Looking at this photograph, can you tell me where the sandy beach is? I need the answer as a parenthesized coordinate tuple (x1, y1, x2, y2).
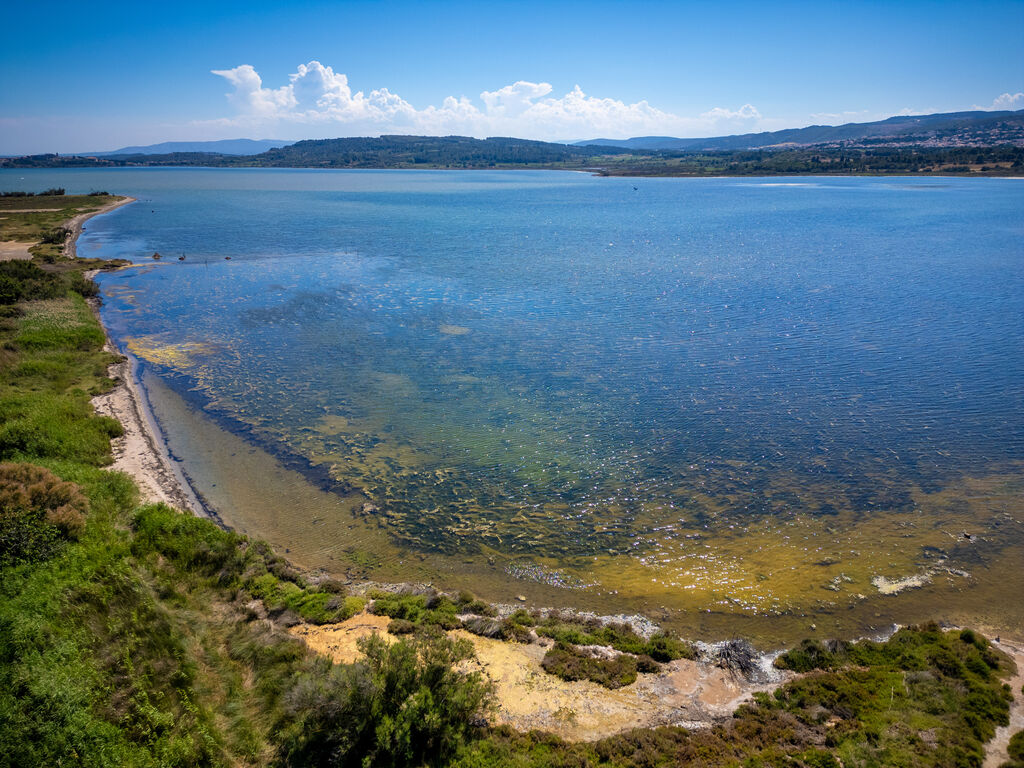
(65, 195, 136, 258)
(90, 350, 205, 515)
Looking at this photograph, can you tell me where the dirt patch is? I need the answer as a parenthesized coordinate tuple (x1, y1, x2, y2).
(0, 241, 34, 261)
(290, 612, 395, 664)
(292, 614, 786, 740)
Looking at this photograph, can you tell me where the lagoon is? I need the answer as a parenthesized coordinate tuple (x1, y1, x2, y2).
(4, 167, 1022, 643)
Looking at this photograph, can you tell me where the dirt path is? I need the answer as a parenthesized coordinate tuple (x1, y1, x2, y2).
(0, 241, 34, 260)
(985, 636, 1024, 768)
(291, 612, 786, 741)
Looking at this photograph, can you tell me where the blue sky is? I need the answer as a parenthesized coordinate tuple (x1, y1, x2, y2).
(1, 0, 1022, 153)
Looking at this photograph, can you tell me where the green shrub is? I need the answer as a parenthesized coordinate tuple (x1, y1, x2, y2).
(541, 643, 639, 689)
(278, 629, 494, 767)
(0, 462, 89, 566)
(132, 503, 243, 577)
(370, 590, 461, 630)
(1007, 729, 1024, 764)
(388, 618, 416, 634)
(245, 568, 364, 624)
(0, 261, 62, 304)
(534, 617, 694, 661)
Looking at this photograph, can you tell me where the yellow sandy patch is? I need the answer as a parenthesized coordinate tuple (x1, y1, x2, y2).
(0, 241, 34, 261)
(290, 612, 395, 664)
(291, 613, 783, 740)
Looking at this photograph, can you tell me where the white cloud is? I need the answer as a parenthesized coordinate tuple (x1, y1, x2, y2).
(210, 65, 295, 116)
(990, 92, 1024, 110)
(205, 61, 770, 140)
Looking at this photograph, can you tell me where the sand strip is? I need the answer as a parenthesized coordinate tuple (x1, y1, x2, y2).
(91, 351, 205, 515)
(66, 196, 135, 258)
(57, 194, 204, 516)
(984, 636, 1024, 767)
(0, 241, 34, 261)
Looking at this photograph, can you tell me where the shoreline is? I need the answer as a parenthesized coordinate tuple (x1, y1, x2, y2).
(72, 193, 1024, 748)
(89, 343, 206, 516)
(64, 195, 136, 258)
(69, 197, 204, 516)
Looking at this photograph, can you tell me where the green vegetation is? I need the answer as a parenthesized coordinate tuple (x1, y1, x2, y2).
(452, 623, 1015, 767)
(278, 630, 494, 767)
(370, 590, 463, 630)
(4, 130, 1023, 177)
(1004, 729, 1024, 767)
(541, 643, 639, 689)
(532, 614, 694, 662)
(0, 272, 494, 765)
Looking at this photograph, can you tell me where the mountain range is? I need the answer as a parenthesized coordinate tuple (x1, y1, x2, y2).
(576, 109, 1024, 151)
(87, 138, 291, 156)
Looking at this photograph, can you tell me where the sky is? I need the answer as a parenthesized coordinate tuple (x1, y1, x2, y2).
(1, 0, 1022, 154)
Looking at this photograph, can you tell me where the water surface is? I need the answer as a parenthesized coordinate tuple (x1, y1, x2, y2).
(5, 168, 1022, 643)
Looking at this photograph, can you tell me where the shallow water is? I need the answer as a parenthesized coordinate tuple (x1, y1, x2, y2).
(4, 168, 1022, 644)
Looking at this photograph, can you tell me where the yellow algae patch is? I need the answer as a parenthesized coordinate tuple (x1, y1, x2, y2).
(126, 336, 216, 369)
(289, 611, 395, 664)
(315, 415, 351, 435)
(439, 324, 471, 335)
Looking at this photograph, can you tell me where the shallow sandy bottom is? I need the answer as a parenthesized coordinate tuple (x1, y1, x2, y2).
(291, 612, 785, 741)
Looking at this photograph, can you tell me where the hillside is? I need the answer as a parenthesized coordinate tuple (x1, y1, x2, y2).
(249, 134, 629, 167)
(578, 109, 1024, 150)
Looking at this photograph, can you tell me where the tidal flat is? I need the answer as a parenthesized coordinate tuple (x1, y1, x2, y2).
(6, 166, 1021, 646)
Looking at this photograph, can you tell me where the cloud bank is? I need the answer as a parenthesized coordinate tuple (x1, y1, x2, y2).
(206, 61, 765, 140)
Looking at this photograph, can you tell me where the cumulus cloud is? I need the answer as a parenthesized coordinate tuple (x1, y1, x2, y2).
(990, 92, 1024, 110)
(206, 61, 768, 140)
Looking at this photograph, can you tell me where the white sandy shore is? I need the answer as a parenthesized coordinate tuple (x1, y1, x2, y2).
(65, 195, 136, 258)
(90, 350, 205, 515)
(65, 195, 204, 516)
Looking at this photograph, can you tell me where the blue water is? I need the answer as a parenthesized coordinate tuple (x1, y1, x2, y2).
(4, 169, 1023, 566)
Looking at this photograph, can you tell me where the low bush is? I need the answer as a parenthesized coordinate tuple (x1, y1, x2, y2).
(278, 629, 494, 767)
(370, 590, 461, 630)
(541, 643, 639, 689)
(535, 616, 695, 661)
(0, 462, 89, 565)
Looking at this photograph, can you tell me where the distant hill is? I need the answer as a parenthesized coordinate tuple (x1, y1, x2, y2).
(91, 138, 292, 156)
(250, 134, 631, 167)
(578, 109, 1024, 151)
(6, 126, 1021, 177)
